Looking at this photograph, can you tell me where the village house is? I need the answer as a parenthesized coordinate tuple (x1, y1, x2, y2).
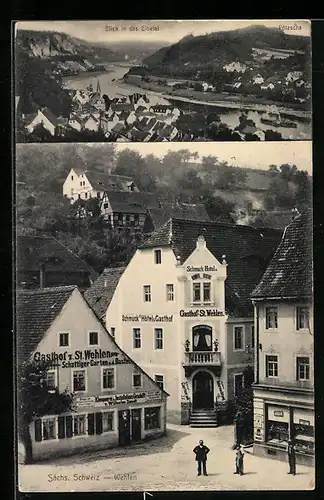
(25, 107, 60, 136)
(17, 286, 168, 462)
(251, 209, 314, 467)
(223, 62, 247, 73)
(83, 114, 100, 132)
(68, 115, 84, 132)
(252, 74, 264, 85)
(63, 169, 139, 202)
(286, 71, 303, 83)
(149, 104, 172, 115)
(100, 191, 160, 228)
(17, 235, 97, 290)
(86, 218, 282, 426)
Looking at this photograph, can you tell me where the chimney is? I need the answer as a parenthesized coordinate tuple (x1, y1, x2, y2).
(39, 263, 45, 289)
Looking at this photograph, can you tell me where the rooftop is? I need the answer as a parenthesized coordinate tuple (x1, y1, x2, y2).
(251, 209, 313, 300)
(84, 267, 126, 320)
(84, 172, 138, 192)
(103, 191, 159, 213)
(140, 218, 282, 316)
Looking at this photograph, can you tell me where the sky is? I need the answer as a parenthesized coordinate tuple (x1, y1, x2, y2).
(15, 20, 311, 45)
(92, 141, 312, 174)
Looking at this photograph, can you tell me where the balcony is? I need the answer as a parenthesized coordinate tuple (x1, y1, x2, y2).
(183, 351, 222, 376)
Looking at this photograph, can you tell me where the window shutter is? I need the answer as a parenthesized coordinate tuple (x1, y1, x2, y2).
(58, 416, 66, 439)
(95, 412, 103, 435)
(34, 419, 42, 442)
(88, 413, 95, 435)
(66, 415, 73, 438)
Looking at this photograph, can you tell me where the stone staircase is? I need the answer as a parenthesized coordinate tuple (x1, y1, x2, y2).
(189, 409, 218, 428)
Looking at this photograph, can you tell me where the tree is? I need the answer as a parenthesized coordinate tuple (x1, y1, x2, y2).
(233, 366, 254, 446)
(114, 149, 156, 192)
(204, 195, 235, 221)
(18, 360, 74, 463)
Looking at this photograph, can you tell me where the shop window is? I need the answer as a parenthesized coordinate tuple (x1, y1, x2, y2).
(133, 328, 141, 349)
(267, 421, 288, 443)
(59, 332, 69, 347)
(166, 284, 174, 301)
(102, 412, 114, 432)
(133, 372, 142, 387)
(154, 249, 162, 264)
(89, 331, 99, 346)
(154, 374, 164, 390)
(46, 370, 56, 389)
(265, 355, 278, 378)
(266, 307, 278, 329)
(73, 370, 86, 392)
(143, 285, 151, 302)
(293, 419, 314, 455)
(73, 414, 86, 436)
(144, 407, 161, 430)
(155, 328, 163, 350)
(233, 326, 244, 351)
(296, 307, 309, 330)
(296, 357, 310, 381)
(102, 368, 115, 389)
(42, 417, 56, 440)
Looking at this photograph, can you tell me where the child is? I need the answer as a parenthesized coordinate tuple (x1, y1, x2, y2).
(234, 445, 244, 475)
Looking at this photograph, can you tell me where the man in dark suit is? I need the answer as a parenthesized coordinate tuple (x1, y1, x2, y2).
(287, 440, 296, 475)
(193, 440, 210, 476)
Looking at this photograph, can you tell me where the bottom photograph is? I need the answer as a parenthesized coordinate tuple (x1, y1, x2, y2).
(16, 140, 314, 492)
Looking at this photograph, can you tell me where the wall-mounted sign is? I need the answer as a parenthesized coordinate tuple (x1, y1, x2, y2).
(33, 349, 132, 368)
(75, 390, 162, 408)
(273, 410, 284, 417)
(186, 265, 217, 272)
(299, 419, 310, 426)
(122, 314, 173, 323)
(180, 309, 225, 318)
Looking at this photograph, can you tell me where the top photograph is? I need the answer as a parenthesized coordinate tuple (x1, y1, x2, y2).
(14, 20, 311, 143)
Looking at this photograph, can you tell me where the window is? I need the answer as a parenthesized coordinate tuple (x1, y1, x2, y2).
(103, 203, 108, 209)
(133, 372, 142, 387)
(133, 328, 141, 349)
(296, 357, 310, 381)
(46, 370, 56, 389)
(266, 355, 279, 378)
(234, 373, 244, 397)
(85, 192, 88, 199)
(80, 181, 82, 186)
(42, 418, 56, 440)
(144, 407, 161, 430)
(233, 326, 244, 350)
(71, 175, 74, 180)
(154, 249, 162, 264)
(266, 307, 278, 329)
(78, 194, 81, 199)
(110, 327, 115, 338)
(97, 192, 101, 198)
(89, 331, 98, 346)
(192, 281, 211, 303)
(59, 332, 69, 347)
(296, 307, 309, 330)
(143, 285, 151, 302)
(155, 328, 163, 350)
(154, 375, 164, 390)
(102, 412, 114, 432)
(166, 284, 174, 301)
(73, 370, 86, 392)
(73, 414, 86, 436)
(102, 368, 115, 389)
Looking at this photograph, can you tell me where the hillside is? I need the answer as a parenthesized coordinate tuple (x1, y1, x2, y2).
(15, 29, 118, 65)
(143, 25, 310, 69)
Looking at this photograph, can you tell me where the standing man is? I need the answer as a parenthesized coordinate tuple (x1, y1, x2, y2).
(287, 439, 296, 475)
(193, 440, 210, 476)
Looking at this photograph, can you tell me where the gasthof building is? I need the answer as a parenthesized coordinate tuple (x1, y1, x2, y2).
(251, 209, 314, 466)
(86, 218, 282, 427)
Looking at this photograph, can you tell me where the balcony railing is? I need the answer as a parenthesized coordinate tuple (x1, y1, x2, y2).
(184, 351, 221, 365)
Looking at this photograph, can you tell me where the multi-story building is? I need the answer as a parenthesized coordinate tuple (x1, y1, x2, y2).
(17, 286, 168, 462)
(251, 209, 314, 466)
(85, 218, 282, 426)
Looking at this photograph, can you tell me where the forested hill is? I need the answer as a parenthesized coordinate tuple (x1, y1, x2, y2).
(143, 25, 310, 68)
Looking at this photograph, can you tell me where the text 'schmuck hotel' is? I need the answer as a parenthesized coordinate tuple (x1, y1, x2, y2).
(85, 218, 282, 427)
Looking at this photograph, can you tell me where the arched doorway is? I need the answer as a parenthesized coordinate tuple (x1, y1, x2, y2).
(192, 371, 214, 410)
(192, 325, 212, 351)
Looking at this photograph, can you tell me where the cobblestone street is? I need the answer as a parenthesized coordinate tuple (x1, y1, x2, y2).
(19, 424, 315, 492)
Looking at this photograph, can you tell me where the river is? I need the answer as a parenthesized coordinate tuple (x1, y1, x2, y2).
(63, 65, 311, 140)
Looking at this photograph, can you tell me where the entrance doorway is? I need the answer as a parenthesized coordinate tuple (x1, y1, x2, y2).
(118, 410, 131, 446)
(131, 408, 142, 442)
(192, 325, 212, 351)
(192, 371, 214, 410)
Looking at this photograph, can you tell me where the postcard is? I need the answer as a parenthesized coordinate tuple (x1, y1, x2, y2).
(14, 19, 311, 143)
(16, 138, 314, 492)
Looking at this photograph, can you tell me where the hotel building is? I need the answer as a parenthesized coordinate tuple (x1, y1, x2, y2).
(251, 209, 314, 466)
(17, 286, 168, 462)
(85, 218, 282, 426)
